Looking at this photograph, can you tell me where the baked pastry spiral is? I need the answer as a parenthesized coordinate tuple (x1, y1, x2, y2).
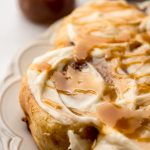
(19, 0, 150, 150)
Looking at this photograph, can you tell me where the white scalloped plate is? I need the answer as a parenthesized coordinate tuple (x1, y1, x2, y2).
(0, 21, 61, 150)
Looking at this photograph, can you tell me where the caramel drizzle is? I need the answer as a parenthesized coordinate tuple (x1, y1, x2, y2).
(30, 62, 51, 72)
(138, 83, 150, 94)
(70, 0, 145, 61)
(105, 39, 150, 89)
(89, 1, 135, 12)
(42, 98, 62, 110)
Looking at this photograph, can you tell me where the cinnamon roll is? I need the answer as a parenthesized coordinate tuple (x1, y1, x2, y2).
(19, 0, 150, 150)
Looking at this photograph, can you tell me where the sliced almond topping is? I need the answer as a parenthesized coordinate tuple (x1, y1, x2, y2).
(96, 102, 150, 136)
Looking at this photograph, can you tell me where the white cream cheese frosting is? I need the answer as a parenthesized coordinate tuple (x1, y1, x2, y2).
(27, 46, 105, 125)
(93, 130, 141, 150)
(68, 130, 92, 150)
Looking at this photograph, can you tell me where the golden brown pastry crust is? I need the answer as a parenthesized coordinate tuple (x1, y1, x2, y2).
(20, 77, 69, 150)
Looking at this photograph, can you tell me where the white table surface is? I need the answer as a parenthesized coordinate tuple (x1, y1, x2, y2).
(0, 0, 87, 81)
